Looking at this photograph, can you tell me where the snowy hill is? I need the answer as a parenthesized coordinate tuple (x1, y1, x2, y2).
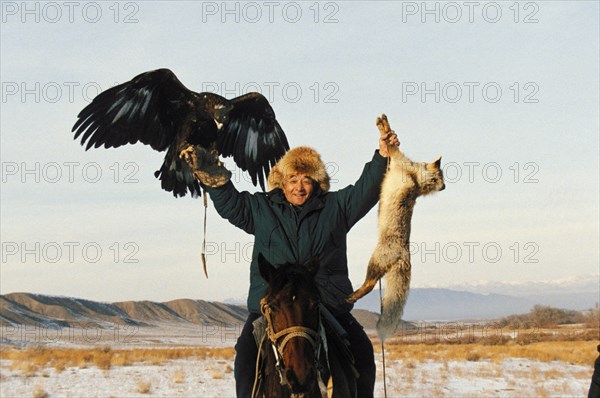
(0, 293, 248, 328)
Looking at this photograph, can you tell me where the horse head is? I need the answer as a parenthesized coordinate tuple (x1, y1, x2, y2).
(258, 253, 322, 397)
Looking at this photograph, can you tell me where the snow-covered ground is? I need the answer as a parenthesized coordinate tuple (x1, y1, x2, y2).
(0, 354, 592, 397)
(0, 325, 593, 397)
(377, 357, 590, 397)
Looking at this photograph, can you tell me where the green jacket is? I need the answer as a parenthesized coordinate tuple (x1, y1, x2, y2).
(206, 151, 388, 315)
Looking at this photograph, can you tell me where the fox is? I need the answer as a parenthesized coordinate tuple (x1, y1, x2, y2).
(347, 114, 445, 341)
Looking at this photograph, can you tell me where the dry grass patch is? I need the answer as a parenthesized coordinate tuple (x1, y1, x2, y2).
(32, 384, 49, 398)
(109, 353, 131, 367)
(172, 368, 186, 384)
(402, 364, 415, 384)
(210, 370, 224, 379)
(146, 357, 166, 366)
(136, 380, 152, 394)
(573, 369, 593, 379)
(466, 351, 480, 362)
(534, 384, 549, 398)
(384, 324, 598, 346)
(0, 346, 235, 375)
(10, 361, 38, 377)
(384, 340, 596, 365)
(53, 358, 67, 373)
(542, 367, 563, 379)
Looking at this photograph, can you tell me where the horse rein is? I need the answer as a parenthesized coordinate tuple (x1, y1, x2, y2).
(260, 298, 323, 387)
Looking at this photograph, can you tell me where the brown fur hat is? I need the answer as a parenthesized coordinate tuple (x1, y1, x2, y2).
(268, 146, 330, 192)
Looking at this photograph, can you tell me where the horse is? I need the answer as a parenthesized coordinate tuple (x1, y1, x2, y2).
(253, 254, 357, 398)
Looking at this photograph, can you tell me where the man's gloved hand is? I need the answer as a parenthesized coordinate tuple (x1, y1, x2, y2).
(179, 145, 231, 188)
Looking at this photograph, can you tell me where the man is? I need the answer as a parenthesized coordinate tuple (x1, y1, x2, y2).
(185, 122, 399, 397)
(589, 344, 600, 398)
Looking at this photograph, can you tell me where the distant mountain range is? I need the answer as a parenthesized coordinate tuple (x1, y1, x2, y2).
(0, 292, 381, 331)
(353, 288, 537, 321)
(354, 280, 598, 321)
(424, 274, 599, 311)
(1, 279, 596, 334)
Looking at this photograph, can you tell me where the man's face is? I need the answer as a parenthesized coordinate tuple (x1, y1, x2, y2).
(282, 173, 314, 206)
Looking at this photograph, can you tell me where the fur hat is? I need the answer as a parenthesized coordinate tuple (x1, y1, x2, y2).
(268, 146, 330, 192)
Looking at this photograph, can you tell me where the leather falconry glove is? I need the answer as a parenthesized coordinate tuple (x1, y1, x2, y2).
(179, 145, 232, 188)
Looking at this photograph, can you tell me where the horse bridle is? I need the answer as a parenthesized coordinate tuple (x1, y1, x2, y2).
(260, 297, 323, 388)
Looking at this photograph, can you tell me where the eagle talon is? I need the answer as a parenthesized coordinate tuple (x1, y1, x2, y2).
(179, 145, 201, 172)
(179, 145, 194, 161)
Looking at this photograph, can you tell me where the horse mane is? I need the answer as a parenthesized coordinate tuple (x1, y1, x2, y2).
(264, 263, 321, 301)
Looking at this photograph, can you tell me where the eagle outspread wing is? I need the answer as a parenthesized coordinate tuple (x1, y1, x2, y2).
(72, 69, 289, 197)
(217, 93, 289, 190)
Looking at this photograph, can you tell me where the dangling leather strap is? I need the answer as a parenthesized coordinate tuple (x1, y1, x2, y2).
(201, 189, 209, 278)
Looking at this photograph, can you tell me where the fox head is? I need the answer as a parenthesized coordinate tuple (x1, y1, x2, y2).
(416, 156, 445, 195)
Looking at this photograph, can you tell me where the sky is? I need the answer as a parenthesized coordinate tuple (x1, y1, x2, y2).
(1, 1, 598, 304)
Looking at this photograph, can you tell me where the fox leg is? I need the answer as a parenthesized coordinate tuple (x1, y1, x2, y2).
(376, 114, 392, 136)
(346, 257, 387, 303)
(376, 114, 399, 157)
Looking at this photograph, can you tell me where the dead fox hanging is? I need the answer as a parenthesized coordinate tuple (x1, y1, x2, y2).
(347, 114, 445, 341)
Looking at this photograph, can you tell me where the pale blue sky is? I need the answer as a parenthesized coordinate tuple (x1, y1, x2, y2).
(1, 1, 598, 302)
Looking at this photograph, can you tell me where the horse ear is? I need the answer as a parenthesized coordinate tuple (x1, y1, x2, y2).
(306, 256, 320, 276)
(258, 253, 275, 282)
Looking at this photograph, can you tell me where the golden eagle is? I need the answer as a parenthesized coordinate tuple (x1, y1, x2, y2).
(72, 69, 289, 197)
